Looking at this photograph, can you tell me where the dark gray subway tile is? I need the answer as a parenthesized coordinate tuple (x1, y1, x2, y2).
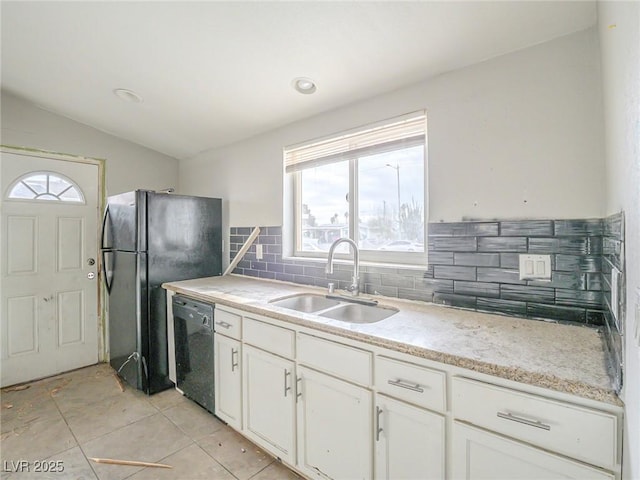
(477, 298, 527, 316)
(230, 227, 238, 235)
(236, 227, 252, 235)
(230, 235, 245, 244)
(454, 281, 500, 298)
(556, 290, 603, 308)
(258, 235, 279, 245)
(586, 273, 603, 291)
(478, 237, 527, 252)
(500, 220, 553, 237)
(529, 272, 585, 290)
(427, 251, 455, 265)
(244, 269, 261, 278)
(364, 284, 398, 297)
(266, 263, 285, 273)
(500, 253, 520, 269)
(314, 278, 331, 288)
(232, 267, 243, 275)
(554, 219, 603, 236)
(586, 310, 605, 326)
(259, 270, 276, 280)
(433, 293, 477, 309)
(603, 212, 624, 240)
(430, 237, 477, 252)
(588, 237, 603, 254)
(416, 278, 454, 294)
(250, 261, 267, 271)
(361, 272, 382, 286)
(429, 222, 499, 237)
(265, 226, 282, 235)
(477, 267, 526, 285)
(284, 264, 304, 275)
(603, 237, 622, 256)
(454, 253, 500, 267)
(265, 244, 282, 255)
(381, 274, 415, 289)
(500, 284, 555, 303)
(303, 265, 327, 278)
(237, 259, 251, 269)
(433, 265, 476, 281)
(555, 255, 601, 272)
(261, 253, 277, 263)
(526, 304, 586, 323)
(397, 288, 433, 302)
(293, 275, 316, 286)
(528, 237, 588, 254)
(275, 272, 295, 282)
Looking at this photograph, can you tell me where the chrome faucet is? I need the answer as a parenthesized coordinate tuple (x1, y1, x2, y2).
(325, 238, 360, 296)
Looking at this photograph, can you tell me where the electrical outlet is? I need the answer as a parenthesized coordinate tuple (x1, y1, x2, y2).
(256, 244, 263, 260)
(519, 254, 551, 280)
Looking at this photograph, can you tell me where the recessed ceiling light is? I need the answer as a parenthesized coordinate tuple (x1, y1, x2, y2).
(113, 88, 143, 103)
(292, 77, 317, 95)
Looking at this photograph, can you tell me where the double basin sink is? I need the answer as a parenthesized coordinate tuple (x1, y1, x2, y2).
(269, 293, 398, 324)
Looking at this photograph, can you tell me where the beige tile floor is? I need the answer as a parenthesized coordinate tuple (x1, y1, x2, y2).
(0, 364, 300, 480)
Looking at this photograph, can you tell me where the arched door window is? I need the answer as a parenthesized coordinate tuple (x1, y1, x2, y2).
(6, 171, 85, 203)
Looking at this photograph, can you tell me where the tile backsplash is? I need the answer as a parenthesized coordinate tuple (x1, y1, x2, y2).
(230, 215, 625, 391)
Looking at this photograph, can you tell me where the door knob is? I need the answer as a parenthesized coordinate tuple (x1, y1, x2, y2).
(87, 272, 95, 279)
(87, 258, 96, 266)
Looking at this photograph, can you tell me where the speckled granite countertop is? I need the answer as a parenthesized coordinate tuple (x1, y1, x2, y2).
(163, 275, 621, 406)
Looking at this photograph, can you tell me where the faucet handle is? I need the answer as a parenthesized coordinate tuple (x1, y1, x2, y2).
(327, 282, 335, 294)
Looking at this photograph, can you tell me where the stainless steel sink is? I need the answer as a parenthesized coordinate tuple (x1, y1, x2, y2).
(319, 303, 398, 324)
(269, 294, 341, 313)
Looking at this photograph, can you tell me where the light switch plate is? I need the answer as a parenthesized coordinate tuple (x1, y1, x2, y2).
(256, 244, 263, 260)
(519, 254, 551, 280)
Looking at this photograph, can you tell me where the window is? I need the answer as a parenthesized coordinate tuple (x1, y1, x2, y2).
(6, 171, 85, 203)
(285, 113, 427, 265)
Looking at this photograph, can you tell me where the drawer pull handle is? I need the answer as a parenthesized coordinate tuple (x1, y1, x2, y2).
(388, 379, 424, 393)
(215, 321, 232, 329)
(497, 412, 551, 431)
(296, 377, 302, 402)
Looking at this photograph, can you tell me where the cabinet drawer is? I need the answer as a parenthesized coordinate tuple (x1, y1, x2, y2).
(452, 377, 618, 470)
(375, 356, 446, 413)
(214, 307, 242, 339)
(297, 333, 372, 386)
(244, 316, 295, 358)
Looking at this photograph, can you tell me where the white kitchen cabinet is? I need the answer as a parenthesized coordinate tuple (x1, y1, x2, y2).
(214, 332, 242, 429)
(243, 344, 296, 464)
(296, 365, 372, 480)
(375, 394, 445, 480)
(452, 421, 614, 480)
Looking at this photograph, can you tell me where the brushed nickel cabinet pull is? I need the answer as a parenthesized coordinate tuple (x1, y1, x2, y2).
(497, 411, 551, 431)
(284, 370, 292, 397)
(296, 377, 302, 402)
(215, 321, 232, 329)
(231, 348, 239, 372)
(376, 406, 383, 441)
(387, 379, 425, 393)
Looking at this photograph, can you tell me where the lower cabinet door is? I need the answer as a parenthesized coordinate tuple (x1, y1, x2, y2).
(214, 333, 242, 430)
(452, 422, 614, 480)
(297, 366, 373, 480)
(243, 345, 296, 464)
(375, 394, 445, 480)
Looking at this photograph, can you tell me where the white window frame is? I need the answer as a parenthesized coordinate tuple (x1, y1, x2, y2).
(283, 112, 428, 266)
(6, 170, 86, 204)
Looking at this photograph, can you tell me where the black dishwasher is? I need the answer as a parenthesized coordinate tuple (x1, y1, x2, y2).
(173, 295, 215, 413)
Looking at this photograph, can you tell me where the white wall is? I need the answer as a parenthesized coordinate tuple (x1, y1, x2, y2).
(180, 28, 605, 227)
(1, 91, 179, 195)
(598, 2, 640, 479)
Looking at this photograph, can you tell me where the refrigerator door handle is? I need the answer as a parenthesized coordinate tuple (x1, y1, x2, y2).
(101, 249, 113, 293)
(100, 204, 111, 250)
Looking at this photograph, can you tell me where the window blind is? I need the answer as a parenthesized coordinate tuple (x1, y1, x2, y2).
(284, 113, 426, 173)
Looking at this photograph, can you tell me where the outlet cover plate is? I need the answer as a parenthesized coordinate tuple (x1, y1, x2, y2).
(519, 254, 551, 280)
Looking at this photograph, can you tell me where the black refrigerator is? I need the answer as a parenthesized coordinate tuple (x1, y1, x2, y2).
(101, 190, 222, 394)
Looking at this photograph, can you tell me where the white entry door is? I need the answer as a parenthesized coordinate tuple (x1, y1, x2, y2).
(1, 150, 100, 387)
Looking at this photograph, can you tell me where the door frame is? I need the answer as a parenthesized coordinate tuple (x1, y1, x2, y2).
(1, 144, 107, 363)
